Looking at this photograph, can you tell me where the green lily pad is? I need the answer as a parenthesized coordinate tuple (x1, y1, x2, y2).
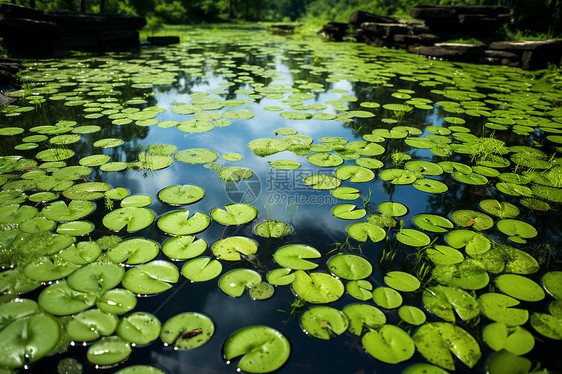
(0, 313, 60, 369)
(87, 336, 131, 366)
(157, 210, 210, 236)
(65, 309, 119, 342)
(175, 148, 218, 164)
(342, 303, 385, 335)
(217, 166, 253, 181)
(398, 305, 426, 325)
(121, 195, 153, 208)
(249, 282, 275, 300)
(413, 214, 453, 233)
(412, 178, 449, 193)
(117, 312, 161, 345)
(331, 204, 366, 220)
(404, 160, 443, 176)
(210, 203, 258, 225)
(479, 293, 529, 326)
(496, 219, 537, 243)
(158, 185, 205, 205)
(291, 270, 344, 304)
(346, 280, 374, 301)
(63, 182, 111, 200)
(384, 271, 420, 292)
(396, 229, 431, 247)
(450, 210, 494, 231)
(413, 322, 481, 370)
(495, 274, 545, 302)
(212, 236, 258, 261)
(542, 271, 562, 299)
(56, 220, 94, 236)
(331, 187, 360, 200)
(162, 235, 207, 260)
(219, 268, 262, 297)
(445, 230, 491, 256)
(334, 165, 375, 183)
(307, 153, 343, 167)
(223, 325, 290, 373)
(327, 254, 372, 280)
(247, 138, 288, 157)
(67, 262, 125, 292)
(300, 306, 349, 340)
(103, 207, 155, 232)
(268, 160, 301, 169)
(346, 222, 386, 242)
(483, 322, 534, 355)
(38, 280, 96, 315)
(181, 257, 222, 282)
(122, 260, 179, 295)
(96, 288, 137, 314)
(107, 238, 160, 265)
(529, 312, 562, 340)
(362, 325, 415, 364)
(372, 287, 402, 309)
(254, 220, 292, 238)
(486, 349, 532, 374)
(379, 169, 417, 184)
(426, 245, 464, 265)
(401, 363, 448, 374)
(93, 138, 124, 148)
(79, 154, 111, 167)
(160, 312, 215, 350)
(303, 174, 341, 190)
(0, 205, 38, 224)
(378, 201, 408, 217)
(274, 244, 320, 270)
(423, 285, 480, 322)
(266, 268, 295, 286)
(105, 188, 129, 200)
(22, 254, 78, 282)
(432, 259, 489, 289)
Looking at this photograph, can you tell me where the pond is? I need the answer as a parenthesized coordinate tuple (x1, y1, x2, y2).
(0, 25, 561, 374)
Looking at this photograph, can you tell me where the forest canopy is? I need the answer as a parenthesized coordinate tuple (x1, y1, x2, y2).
(3, 0, 561, 37)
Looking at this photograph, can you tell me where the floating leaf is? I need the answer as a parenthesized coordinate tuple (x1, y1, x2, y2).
(122, 260, 179, 295)
(157, 210, 210, 236)
(529, 312, 562, 340)
(398, 306, 426, 325)
(174, 148, 218, 164)
(117, 312, 161, 345)
(331, 204, 366, 220)
(495, 274, 545, 302)
(210, 203, 258, 225)
(268, 160, 301, 169)
(274, 244, 320, 270)
(96, 288, 137, 314)
(334, 165, 375, 182)
(160, 312, 214, 350)
(162, 235, 207, 260)
(38, 280, 96, 315)
(303, 174, 341, 190)
(450, 210, 494, 231)
(413, 322, 481, 370)
(482, 322, 534, 355)
(327, 254, 372, 280)
(254, 220, 292, 238)
(362, 325, 415, 364)
(223, 325, 290, 373)
(66, 309, 119, 342)
(346, 280, 374, 301)
(103, 207, 155, 232)
(396, 229, 430, 247)
(346, 222, 386, 242)
(300, 306, 348, 340)
(496, 219, 537, 243)
(307, 153, 343, 167)
(266, 268, 295, 286)
(67, 262, 125, 292)
(292, 270, 344, 304)
(423, 285, 480, 322)
(486, 349, 532, 374)
(212, 236, 258, 261)
(219, 268, 262, 297)
(413, 214, 453, 233)
(372, 287, 402, 309)
(181, 257, 222, 282)
(87, 336, 131, 366)
(542, 271, 562, 299)
(479, 293, 529, 326)
(107, 238, 160, 265)
(384, 271, 420, 292)
(158, 185, 205, 205)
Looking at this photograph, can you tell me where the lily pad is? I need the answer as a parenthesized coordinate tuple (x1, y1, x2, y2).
(398, 306, 426, 325)
(107, 238, 160, 265)
(157, 210, 210, 236)
(122, 260, 179, 295)
(426, 245, 464, 265)
(334, 165, 375, 183)
(413, 322, 481, 370)
(346, 280, 374, 301)
(307, 153, 343, 167)
(175, 148, 218, 164)
(303, 174, 341, 190)
(529, 312, 562, 340)
(274, 244, 320, 270)
(38, 280, 96, 315)
(486, 349, 532, 374)
(331, 204, 366, 220)
(268, 160, 301, 169)
(300, 306, 349, 340)
(162, 235, 207, 260)
(212, 236, 258, 261)
(0, 313, 61, 369)
(327, 254, 372, 280)
(63, 182, 111, 200)
(253, 220, 292, 238)
(542, 271, 562, 299)
(217, 166, 253, 181)
(331, 186, 360, 200)
(346, 222, 386, 242)
(423, 285, 480, 322)
(56, 220, 94, 236)
(482, 322, 534, 355)
(413, 214, 453, 233)
(291, 270, 344, 304)
(210, 203, 258, 225)
(479, 293, 529, 326)
(266, 268, 295, 286)
(96, 288, 137, 314)
(219, 268, 262, 297)
(67, 262, 125, 292)
(496, 219, 537, 243)
(362, 325, 415, 364)
(372, 287, 403, 309)
(158, 185, 205, 205)
(223, 325, 290, 373)
(384, 271, 420, 292)
(65, 309, 119, 342)
(495, 274, 545, 302)
(450, 210, 494, 231)
(87, 336, 131, 366)
(160, 312, 215, 350)
(103, 207, 155, 232)
(378, 201, 408, 217)
(396, 229, 431, 247)
(117, 312, 161, 345)
(181, 257, 222, 282)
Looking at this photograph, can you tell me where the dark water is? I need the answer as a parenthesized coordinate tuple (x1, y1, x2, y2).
(1, 26, 561, 374)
